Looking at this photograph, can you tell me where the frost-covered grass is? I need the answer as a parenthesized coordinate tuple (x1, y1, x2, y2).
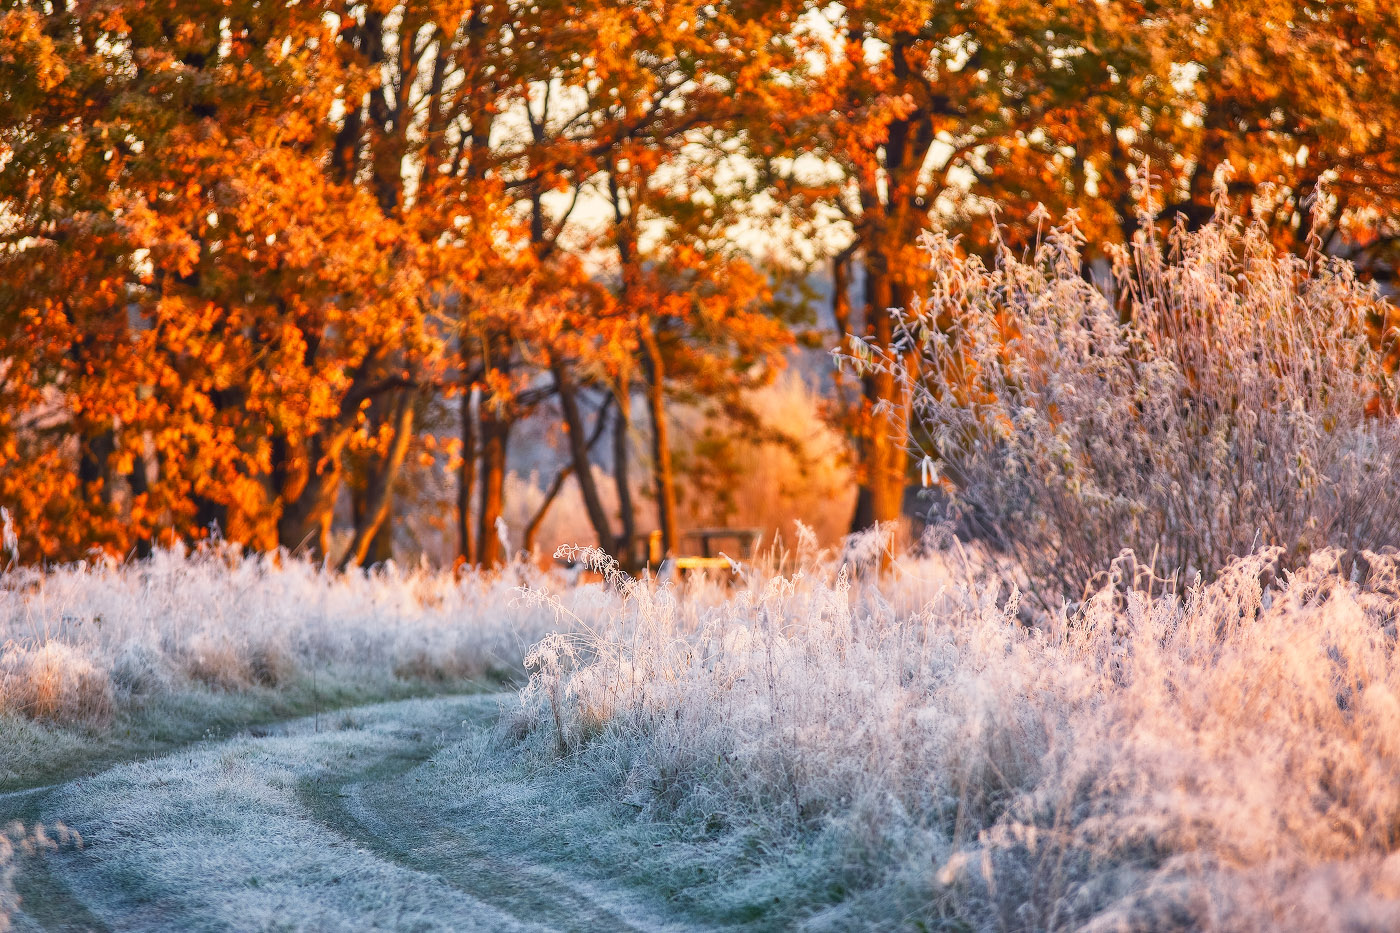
(0, 819, 82, 933)
(5, 536, 1400, 930)
(0, 543, 582, 789)
(30, 697, 521, 932)
(508, 543, 1400, 931)
(20, 694, 721, 932)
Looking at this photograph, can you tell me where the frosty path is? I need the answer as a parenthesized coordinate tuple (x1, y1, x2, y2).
(4, 695, 704, 932)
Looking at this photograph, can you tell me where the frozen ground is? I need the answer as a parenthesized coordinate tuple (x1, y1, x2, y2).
(2, 694, 717, 932)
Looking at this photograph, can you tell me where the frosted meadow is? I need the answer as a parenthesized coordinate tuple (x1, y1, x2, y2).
(6, 537, 1400, 930)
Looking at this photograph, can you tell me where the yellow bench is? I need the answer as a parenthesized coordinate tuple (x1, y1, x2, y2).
(670, 555, 736, 574)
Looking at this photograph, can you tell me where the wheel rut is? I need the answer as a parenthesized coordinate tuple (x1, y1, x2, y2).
(7, 694, 706, 932)
(295, 698, 676, 933)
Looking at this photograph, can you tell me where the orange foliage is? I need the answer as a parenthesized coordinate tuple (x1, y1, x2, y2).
(1, 0, 1397, 564)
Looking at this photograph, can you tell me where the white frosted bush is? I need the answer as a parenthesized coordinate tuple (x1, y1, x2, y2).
(517, 546, 1400, 930)
(0, 543, 577, 724)
(849, 194, 1400, 600)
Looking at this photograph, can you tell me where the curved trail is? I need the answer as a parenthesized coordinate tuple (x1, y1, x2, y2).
(3, 695, 708, 932)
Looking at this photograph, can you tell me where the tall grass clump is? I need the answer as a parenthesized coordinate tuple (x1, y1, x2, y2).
(850, 190, 1400, 599)
(515, 544, 1400, 931)
(0, 540, 574, 737)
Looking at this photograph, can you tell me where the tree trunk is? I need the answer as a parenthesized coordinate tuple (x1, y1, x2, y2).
(274, 431, 346, 559)
(842, 71, 932, 539)
(190, 388, 236, 539)
(613, 383, 637, 567)
(849, 240, 910, 534)
(455, 5, 494, 566)
(639, 319, 679, 557)
(366, 502, 394, 565)
(339, 391, 415, 569)
(522, 394, 612, 556)
(276, 479, 338, 558)
(78, 428, 117, 522)
(475, 403, 510, 568)
(552, 362, 616, 554)
(128, 450, 154, 559)
(522, 468, 569, 557)
(457, 384, 477, 565)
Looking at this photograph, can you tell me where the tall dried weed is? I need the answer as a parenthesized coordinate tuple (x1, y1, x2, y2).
(850, 190, 1400, 601)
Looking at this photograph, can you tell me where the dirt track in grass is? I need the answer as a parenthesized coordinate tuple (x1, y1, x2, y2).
(3, 695, 707, 933)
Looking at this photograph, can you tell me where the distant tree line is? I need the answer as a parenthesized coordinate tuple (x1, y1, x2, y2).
(1, 0, 1396, 566)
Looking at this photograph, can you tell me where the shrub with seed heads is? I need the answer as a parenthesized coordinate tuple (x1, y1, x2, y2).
(850, 191, 1400, 602)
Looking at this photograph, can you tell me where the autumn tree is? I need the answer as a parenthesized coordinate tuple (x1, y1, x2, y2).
(0, 1, 443, 562)
(752, 0, 1189, 535)
(6, 0, 1397, 568)
(1094, 0, 1400, 272)
(446, 0, 799, 565)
